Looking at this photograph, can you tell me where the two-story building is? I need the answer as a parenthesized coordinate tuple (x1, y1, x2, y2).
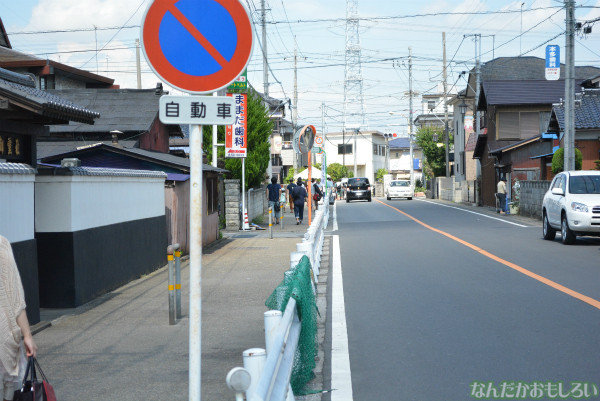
(321, 130, 387, 182)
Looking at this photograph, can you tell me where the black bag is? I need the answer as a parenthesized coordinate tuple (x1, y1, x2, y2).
(13, 357, 57, 401)
(274, 202, 280, 212)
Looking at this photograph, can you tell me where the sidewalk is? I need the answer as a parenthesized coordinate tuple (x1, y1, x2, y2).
(31, 203, 331, 401)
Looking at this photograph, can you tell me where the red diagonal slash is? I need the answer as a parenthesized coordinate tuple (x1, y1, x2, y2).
(167, 3, 228, 67)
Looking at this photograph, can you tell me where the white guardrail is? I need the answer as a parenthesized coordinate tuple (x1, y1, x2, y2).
(226, 196, 330, 401)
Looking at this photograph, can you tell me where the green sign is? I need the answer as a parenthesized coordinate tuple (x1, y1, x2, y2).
(227, 69, 247, 92)
(311, 146, 323, 154)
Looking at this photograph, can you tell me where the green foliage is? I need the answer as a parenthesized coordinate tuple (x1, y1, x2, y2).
(327, 163, 351, 181)
(595, 160, 600, 170)
(285, 167, 296, 184)
(414, 186, 426, 193)
(415, 126, 453, 177)
(375, 168, 388, 182)
(551, 147, 583, 174)
(202, 90, 272, 189)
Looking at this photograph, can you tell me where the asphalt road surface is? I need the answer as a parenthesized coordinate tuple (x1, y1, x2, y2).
(328, 198, 600, 401)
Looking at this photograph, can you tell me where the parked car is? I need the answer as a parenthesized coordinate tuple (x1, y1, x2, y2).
(542, 170, 600, 245)
(346, 177, 371, 202)
(386, 179, 413, 200)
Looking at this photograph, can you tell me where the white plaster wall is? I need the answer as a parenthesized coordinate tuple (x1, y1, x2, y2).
(35, 175, 165, 233)
(0, 174, 35, 242)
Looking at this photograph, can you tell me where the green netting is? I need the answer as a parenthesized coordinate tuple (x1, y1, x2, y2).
(265, 255, 318, 395)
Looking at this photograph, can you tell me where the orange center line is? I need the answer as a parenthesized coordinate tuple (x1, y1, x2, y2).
(376, 199, 600, 311)
(167, 4, 228, 67)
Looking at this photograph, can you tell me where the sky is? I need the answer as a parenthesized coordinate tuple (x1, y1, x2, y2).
(2, 0, 600, 136)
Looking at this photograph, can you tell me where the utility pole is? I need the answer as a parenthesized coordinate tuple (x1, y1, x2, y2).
(443, 32, 450, 178)
(293, 43, 299, 169)
(565, 0, 576, 171)
(135, 39, 142, 89)
(261, 0, 268, 97)
(353, 128, 358, 177)
(408, 47, 414, 187)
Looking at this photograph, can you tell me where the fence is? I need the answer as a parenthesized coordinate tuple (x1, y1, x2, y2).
(226, 197, 330, 401)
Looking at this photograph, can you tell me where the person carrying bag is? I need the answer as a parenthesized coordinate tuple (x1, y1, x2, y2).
(13, 357, 56, 401)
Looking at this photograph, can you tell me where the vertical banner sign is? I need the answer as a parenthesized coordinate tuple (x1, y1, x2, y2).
(225, 93, 247, 158)
(545, 45, 560, 80)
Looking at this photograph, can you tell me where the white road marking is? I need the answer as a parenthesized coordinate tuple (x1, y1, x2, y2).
(333, 201, 338, 232)
(416, 199, 530, 228)
(331, 235, 353, 400)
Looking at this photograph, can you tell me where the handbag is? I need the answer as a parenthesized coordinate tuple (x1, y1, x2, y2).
(13, 357, 57, 401)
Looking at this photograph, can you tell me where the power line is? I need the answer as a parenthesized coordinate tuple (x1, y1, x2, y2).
(267, 6, 564, 25)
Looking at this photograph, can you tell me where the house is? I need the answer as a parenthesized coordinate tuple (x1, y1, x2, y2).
(0, 67, 101, 322)
(39, 143, 228, 252)
(0, 18, 116, 91)
(462, 57, 600, 207)
(388, 137, 423, 184)
(548, 88, 600, 171)
(321, 130, 387, 182)
(413, 82, 456, 131)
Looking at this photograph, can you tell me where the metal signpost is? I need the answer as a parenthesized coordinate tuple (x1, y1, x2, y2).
(141, 1, 253, 400)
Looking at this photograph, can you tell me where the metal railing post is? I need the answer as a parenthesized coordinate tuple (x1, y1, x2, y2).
(173, 243, 182, 319)
(243, 348, 266, 399)
(167, 244, 176, 325)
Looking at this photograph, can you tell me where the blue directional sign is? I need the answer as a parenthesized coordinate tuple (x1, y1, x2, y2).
(545, 45, 560, 80)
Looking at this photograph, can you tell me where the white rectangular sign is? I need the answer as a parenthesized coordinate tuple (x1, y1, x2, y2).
(225, 93, 247, 158)
(159, 95, 236, 125)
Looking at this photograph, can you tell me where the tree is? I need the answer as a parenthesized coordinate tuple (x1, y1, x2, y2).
(551, 147, 582, 174)
(327, 163, 351, 181)
(414, 126, 453, 178)
(203, 90, 272, 189)
(375, 168, 388, 182)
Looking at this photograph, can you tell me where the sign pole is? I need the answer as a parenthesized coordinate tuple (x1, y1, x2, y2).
(242, 158, 246, 230)
(189, 124, 203, 401)
(308, 151, 312, 225)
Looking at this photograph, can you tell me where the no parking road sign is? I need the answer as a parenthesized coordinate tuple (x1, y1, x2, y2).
(141, 0, 254, 94)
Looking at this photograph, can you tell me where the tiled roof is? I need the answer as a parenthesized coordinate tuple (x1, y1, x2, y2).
(0, 162, 36, 174)
(47, 88, 180, 135)
(38, 165, 167, 178)
(553, 88, 600, 130)
(0, 67, 100, 124)
(389, 137, 419, 149)
(481, 80, 580, 106)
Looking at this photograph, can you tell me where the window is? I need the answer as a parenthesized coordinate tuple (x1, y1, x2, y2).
(373, 144, 378, 155)
(498, 111, 546, 140)
(338, 144, 352, 155)
(40, 75, 55, 90)
(428, 100, 436, 111)
(207, 177, 218, 214)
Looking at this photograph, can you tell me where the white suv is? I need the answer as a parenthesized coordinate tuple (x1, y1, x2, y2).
(542, 171, 600, 244)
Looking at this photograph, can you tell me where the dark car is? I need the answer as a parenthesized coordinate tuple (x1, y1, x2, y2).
(346, 177, 371, 202)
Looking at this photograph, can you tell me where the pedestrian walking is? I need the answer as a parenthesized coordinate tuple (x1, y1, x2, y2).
(1, 235, 37, 401)
(311, 178, 322, 211)
(497, 176, 507, 215)
(266, 177, 282, 224)
(286, 179, 297, 214)
(279, 185, 287, 213)
(293, 178, 308, 225)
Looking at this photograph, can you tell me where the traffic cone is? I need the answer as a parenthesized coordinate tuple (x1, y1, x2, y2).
(243, 209, 250, 230)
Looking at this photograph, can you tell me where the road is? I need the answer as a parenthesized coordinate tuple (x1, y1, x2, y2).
(327, 197, 600, 401)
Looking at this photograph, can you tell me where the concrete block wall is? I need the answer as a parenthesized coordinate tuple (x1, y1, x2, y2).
(224, 179, 240, 230)
(246, 187, 267, 222)
(519, 180, 550, 220)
